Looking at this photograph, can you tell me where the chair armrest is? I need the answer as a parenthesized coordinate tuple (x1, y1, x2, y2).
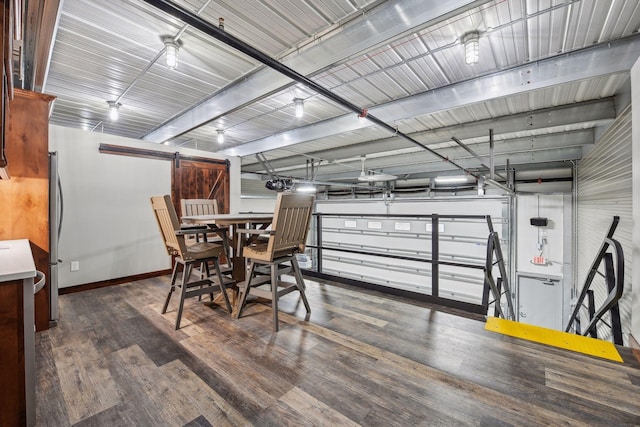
(180, 223, 207, 230)
(179, 224, 229, 232)
(207, 226, 230, 233)
(176, 227, 209, 236)
(236, 228, 275, 235)
(235, 228, 274, 253)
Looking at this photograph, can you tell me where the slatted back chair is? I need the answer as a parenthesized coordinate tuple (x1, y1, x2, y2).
(180, 198, 231, 264)
(151, 195, 233, 329)
(234, 192, 315, 331)
(181, 198, 218, 243)
(181, 198, 219, 216)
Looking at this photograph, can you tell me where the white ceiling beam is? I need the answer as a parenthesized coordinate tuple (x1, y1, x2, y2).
(142, 0, 491, 143)
(319, 147, 583, 181)
(283, 129, 593, 180)
(241, 98, 615, 171)
(224, 36, 640, 157)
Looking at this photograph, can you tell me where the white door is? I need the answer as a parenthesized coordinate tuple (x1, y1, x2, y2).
(518, 275, 562, 330)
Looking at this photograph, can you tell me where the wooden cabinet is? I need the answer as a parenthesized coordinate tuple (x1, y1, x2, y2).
(0, 279, 27, 426)
(0, 239, 37, 427)
(0, 89, 55, 331)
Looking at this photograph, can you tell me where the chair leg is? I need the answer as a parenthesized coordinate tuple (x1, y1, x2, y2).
(291, 256, 311, 314)
(202, 261, 215, 301)
(198, 261, 209, 301)
(213, 258, 232, 312)
(235, 260, 256, 319)
(162, 259, 180, 314)
(175, 263, 192, 330)
(271, 263, 279, 332)
(221, 233, 232, 268)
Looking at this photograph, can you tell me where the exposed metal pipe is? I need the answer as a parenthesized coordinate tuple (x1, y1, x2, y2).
(451, 135, 505, 180)
(115, 50, 164, 104)
(489, 128, 495, 180)
(90, 121, 104, 133)
(13, 0, 23, 41)
(140, 0, 479, 179)
(255, 153, 277, 181)
(311, 159, 322, 181)
(507, 159, 515, 190)
(292, 178, 374, 189)
(485, 178, 513, 194)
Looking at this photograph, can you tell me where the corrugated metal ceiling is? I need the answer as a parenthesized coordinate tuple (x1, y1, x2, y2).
(23, 0, 640, 187)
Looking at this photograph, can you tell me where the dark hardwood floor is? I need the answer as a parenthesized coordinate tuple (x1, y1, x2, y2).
(35, 275, 640, 426)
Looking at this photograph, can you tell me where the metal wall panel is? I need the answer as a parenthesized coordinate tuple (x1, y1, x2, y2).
(576, 106, 632, 343)
(241, 177, 273, 197)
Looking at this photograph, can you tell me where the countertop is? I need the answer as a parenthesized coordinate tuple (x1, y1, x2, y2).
(0, 239, 36, 282)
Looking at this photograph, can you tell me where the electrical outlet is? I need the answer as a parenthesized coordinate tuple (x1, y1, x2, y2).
(71, 261, 80, 271)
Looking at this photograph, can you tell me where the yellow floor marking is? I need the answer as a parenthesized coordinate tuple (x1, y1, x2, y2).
(485, 317, 623, 363)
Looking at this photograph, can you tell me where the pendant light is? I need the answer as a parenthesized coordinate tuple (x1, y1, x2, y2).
(161, 36, 182, 70)
(107, 101, 121, 121)
(462, 31, 480, 65)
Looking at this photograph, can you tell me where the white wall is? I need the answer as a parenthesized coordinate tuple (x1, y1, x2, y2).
(515, 194, 571, 329)
(49, 125, 240, 288)
(576, 106, 632, 343)
(516, 195, 565, 277)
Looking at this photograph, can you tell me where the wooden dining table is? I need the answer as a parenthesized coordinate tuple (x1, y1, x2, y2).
(181, 213, 274, 283)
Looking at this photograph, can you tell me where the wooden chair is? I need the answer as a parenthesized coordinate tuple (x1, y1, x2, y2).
(180, 198, 219, 243)
(181, 198, 219, 216)
(151, 195, 233, 329)
(181, 198, 231, 267)
(234, 192, 314, 331)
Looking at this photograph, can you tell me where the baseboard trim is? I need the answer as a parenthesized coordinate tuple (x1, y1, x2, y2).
(59, 269, 172, 295)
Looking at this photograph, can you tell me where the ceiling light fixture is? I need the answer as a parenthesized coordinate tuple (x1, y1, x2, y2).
(296, 184, 316, 193)
(462, 31, 480, 65)
(217, 129, 224, 144)
(434, 175, 473, 184)
(161, 35, 182, 70)
(293, 98, 304, 118)
(107, 101, 121, 121)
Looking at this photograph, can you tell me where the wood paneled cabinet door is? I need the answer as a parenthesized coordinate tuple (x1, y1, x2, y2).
(0, 281, 26, 427)
(0, 89, 56, 332)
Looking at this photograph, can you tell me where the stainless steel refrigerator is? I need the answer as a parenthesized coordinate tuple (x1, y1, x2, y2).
(49, 151, 63, 326)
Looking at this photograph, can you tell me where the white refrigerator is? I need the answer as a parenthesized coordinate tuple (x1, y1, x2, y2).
(48, 151, 63, 325)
